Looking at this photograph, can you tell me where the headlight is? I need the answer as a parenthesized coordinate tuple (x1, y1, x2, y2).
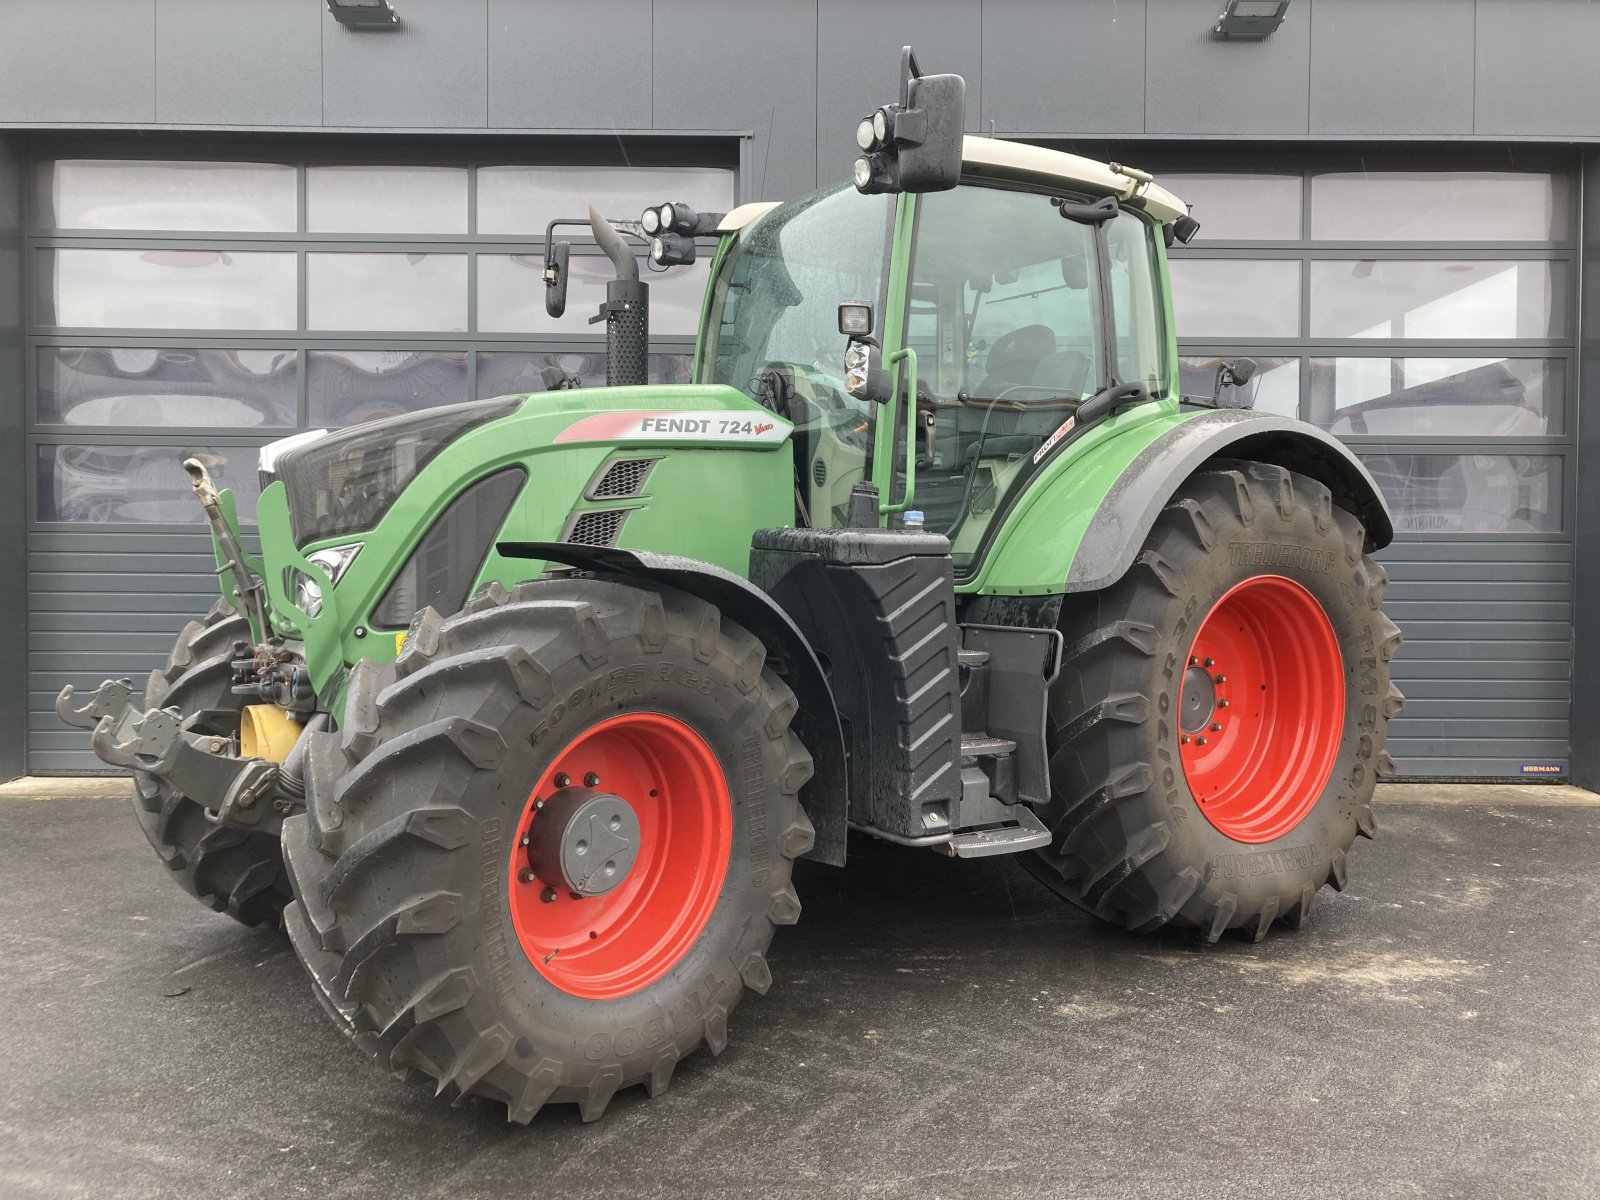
(856, 117, 876, 151)
(640, 206, 661, 234)
(295, 542, 362, 618)
(853, 157, 875, 190)
(872, 107, 889, 144)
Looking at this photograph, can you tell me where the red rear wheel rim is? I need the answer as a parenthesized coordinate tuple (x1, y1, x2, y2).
(507, 712, 732, 1000)
(1179, 575, 1344, 844)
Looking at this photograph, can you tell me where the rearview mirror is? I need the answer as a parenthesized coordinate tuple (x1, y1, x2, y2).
(543, 240, 570, 319)
(852, 47, 966, 195)
(1212, 357, 1260, 406)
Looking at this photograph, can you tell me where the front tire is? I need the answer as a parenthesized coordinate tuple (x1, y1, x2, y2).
(281, 578, 815, 1122)
(1030, 461, 1403, 942)
(133, 598, 291, 927)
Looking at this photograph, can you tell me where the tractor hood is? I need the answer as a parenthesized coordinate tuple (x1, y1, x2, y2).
(243, 383, 796, 698)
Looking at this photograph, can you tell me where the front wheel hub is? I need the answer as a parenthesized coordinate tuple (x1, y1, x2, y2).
(526, 786, 641, 897)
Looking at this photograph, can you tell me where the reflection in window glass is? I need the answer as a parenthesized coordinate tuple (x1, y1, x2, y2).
(307, 166, 468, 234)
(1311, 172, 1566, 242)
(1359, 452, 1561, 533)
(307, 350, 468, 428)
(1309, 260, 1565, 340)
(37, 443, 264, 523)
(38, 249, 297, 330)
(37, 348, 297, 427)
(1310, 357, 1565, 437)
(1107, 212, 1166, 394)
(1158, 173, 1302, 241)
(479, 254, 710, 335)
(1179, 356, 1298, 417)
(307, 253, 467, 332)
(1169, 259, 1300, 338)
(35, 160, 296, 232)
(477, 350, 695, 397)
(477, 166, 736, 235)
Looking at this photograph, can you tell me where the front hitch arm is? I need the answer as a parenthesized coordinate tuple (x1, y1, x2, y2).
(184, 457, 271, 644)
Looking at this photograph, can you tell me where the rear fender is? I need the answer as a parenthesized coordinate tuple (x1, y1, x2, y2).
(972, 408, 1392, 598)
(497, 541, 849, 867)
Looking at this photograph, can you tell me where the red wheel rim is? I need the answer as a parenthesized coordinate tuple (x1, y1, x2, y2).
(1178, 575, 1344, 844)
(507, 712, 732, 999)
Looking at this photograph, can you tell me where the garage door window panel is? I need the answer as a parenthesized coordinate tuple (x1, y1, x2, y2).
(307, 166, 469, 235)
(1179, 355, 1299, 417)
(1309, 259, 1565, 340)
(1310, 172, 1569, 243)
(37, 443, 265, 524)
(477, 165, 735, 234)
(36, 347, 298, 429)
(307, 253, 468, 333)
(1359, 452, 1562, 534)
(35, 160, 296, 233)
(38, 249, 297, 330)
(1155, 173, 1302, 242)
(1169, 259, 1300, 339)
(476, 350, 694, 398)
(1309, 357, 1565, 438)
(479, 253, 709, 335)
(308, 350, 468, 428)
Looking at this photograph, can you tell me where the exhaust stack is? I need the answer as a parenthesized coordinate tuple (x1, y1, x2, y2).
(588, 205, 649, 387)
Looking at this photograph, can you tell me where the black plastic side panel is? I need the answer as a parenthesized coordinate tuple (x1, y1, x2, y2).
(751, 527, 964, 840)
(496, 541, 849, 866)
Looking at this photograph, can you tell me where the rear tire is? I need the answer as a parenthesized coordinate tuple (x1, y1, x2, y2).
(281, 578, 815, 1122)
(1029, 461, 1403, 942)
(133, 598, 291, 928)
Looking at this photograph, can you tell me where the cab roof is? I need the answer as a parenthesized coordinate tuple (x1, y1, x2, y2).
(960, 137, 1188, 223)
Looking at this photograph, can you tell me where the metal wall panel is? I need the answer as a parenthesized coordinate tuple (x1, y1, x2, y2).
(486, 0, 653, 130)
(0, 135, 24, 778)
(0, 0, 156, 124)
(322, 0, 489, 129)
(815, 0, 981, 190)
(154, 0, 323, 127)
(652, 0, 816, 200)
(1308, 0, 1474, 136)
(981, 0, 1145, 136)
(1144, 0, 1310, 136)
(1475, 0, 1600, 138)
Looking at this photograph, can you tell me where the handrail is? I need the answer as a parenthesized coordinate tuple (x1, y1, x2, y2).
(879, 345, 920, 515)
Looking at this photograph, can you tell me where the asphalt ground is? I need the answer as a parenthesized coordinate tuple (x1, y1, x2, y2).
(1, 782, 1596, 1200)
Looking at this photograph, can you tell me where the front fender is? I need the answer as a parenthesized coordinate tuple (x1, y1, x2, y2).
(968, 407, 1393, 598)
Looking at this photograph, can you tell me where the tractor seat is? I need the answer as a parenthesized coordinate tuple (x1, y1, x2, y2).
(977, 324, 1056, 395)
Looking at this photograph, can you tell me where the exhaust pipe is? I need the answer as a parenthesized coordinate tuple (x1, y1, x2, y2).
(588, 205, 649, 387)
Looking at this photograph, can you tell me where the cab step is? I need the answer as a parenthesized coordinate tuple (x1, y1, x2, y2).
(943, 803, 1051, 858)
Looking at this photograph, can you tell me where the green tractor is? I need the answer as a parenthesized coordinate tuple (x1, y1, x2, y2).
(59, 50, 1401, 1123)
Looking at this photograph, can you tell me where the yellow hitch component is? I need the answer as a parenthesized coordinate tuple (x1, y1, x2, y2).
(239, 704, 300, 763)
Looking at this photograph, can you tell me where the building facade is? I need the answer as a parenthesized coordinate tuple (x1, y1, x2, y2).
(2, 0, 1598, 783)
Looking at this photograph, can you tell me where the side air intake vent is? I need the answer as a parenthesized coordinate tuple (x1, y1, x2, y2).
(587, 457, 658, 500)
(373, 467, 525, 629)
(812, 457, 828, 488)
(563, 508, 631, 547)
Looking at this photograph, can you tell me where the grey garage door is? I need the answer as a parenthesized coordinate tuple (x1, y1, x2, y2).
(26, 147, 735, 772)
(1165, 163, 1575, 778)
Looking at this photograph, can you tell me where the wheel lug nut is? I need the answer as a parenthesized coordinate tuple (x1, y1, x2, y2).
(1196, 736, 1208, 746)
(540, 885, 558, 903)
(520, 834, 530, 846)
(1217, 700, 1229, 709)
(1214, 673, 1226, 684)
(569, 890, 583, 901)
(1202, 657, 1215, 668)
(1210, 722, 1222, 732)
(1189, 656, 1198, 666)
(584, 772, 601, 788)
(1181, 735, 1191, 745)
(554, 772, 570, 788)
(518, 868, 535, 883)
